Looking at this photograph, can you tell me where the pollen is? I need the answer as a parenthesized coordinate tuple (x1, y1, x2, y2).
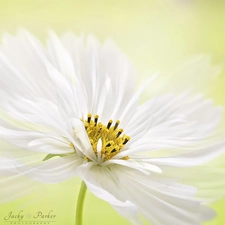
(82, 114, 130, 161)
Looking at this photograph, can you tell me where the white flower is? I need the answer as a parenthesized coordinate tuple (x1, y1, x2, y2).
(0, 30, 225, 225)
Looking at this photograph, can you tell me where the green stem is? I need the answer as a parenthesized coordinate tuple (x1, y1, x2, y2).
(75, 181, 87, 225)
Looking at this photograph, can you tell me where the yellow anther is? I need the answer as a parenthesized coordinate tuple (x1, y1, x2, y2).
(87, 113, 92, 123)
(116, 128, 123, 138)
(114, 120, 120, 130)
(94, 115, 99, 125)
(107, 120, 113, 129)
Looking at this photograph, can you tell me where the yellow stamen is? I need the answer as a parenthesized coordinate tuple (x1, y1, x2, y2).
(81, 114, 130, 161)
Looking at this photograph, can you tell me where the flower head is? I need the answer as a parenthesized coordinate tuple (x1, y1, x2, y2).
(0, 30, 225, 225)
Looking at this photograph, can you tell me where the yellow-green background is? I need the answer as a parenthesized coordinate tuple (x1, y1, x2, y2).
(0, 0, 225, 224)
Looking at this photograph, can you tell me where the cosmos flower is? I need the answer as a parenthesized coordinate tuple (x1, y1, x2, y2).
(0, 30, 225, 225)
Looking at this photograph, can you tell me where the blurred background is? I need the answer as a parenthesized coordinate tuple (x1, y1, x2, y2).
(0, 0, 225, 224)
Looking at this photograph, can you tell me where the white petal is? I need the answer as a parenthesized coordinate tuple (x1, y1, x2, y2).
(25, 155, 82, 183)
(144, 55, 221, 97)
(0, 30, 57, 102)
(96, 139, 103, 163)
(147, 141, 225, 167)
(0, 173, 41, 203)
(119, 74, 158, 128)
(76, 163, 143, 225)
(47, 31, 76, 82)
(71, 118, 96, 161)
(103, 159, 150, 175)
(111, 165, 215, 225)
(158, 166, 225, 202)
(122, 93, 223, 158)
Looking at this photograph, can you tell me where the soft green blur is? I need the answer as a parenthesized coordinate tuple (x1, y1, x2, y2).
(0, 0, 225, 225)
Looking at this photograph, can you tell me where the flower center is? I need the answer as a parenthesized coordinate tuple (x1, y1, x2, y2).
(82, 114, 130, 161)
